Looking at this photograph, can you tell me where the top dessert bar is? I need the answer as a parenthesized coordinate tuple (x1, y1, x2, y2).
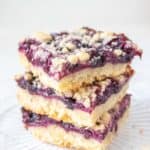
(18, 27, 142, 92)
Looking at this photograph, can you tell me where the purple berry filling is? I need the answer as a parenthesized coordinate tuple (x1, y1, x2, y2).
(16, 73, 131, 113)
(18, 28, 141, 80)
(22, 94, 130, 142)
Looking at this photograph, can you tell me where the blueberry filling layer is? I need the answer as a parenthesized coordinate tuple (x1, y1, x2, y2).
(22, 94, 130, 142)
(18, 27, 142, 80)
(16, 71, 132, 113)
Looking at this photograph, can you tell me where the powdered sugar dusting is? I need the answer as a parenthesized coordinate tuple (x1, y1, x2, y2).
(34, 48, 49, 60)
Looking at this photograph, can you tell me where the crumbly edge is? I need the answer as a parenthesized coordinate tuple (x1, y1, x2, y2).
(15, 69, 132, 106)
(17, 83, 128, 127)
(19, 52, 129, 93)
(26, 107, 129, 150)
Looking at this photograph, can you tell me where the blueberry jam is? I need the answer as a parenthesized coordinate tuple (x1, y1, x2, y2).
(22, 94, 131, 142)
(16, 72, 131, 113)
(18, 27, 142, 80)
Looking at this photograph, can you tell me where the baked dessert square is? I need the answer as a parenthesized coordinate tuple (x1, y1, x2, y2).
(18, 27, 141, 92)
(15, 27, 142, 150)
(22, 94, 131, 150)
(16, 67, 133, 126)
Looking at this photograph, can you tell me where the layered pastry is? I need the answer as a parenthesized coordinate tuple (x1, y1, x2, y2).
(18, 27, 141, 92)
(22, 94, 131, 150)
(16, 27, 142, 150)
(16, 67, 133, 126)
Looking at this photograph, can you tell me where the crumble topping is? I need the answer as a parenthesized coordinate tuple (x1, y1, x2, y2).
(33, 32, 53, 42)
(24, 72, 33, 81)
(100, 32, 114, 39)
(51, 58, 66, 72)
(77, 27, 88, 35)
(16, 70, 130, 109)
(113, 49, 125, 56)
(19, 27, 141, 79)
(98, 79, 112, 93)
(90, 32, 101, 44)
(76, 51, 90, 62)
(27, 27, 119, 58)
(73, 86, 98, 107)
(34, 48, 49, 60)
(68, 54, 78, 64)
(14, 74, 22, 80)
(65, 42, 76, 50)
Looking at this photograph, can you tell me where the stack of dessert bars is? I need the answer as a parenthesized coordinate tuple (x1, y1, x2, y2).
(15, 27, 141, 150)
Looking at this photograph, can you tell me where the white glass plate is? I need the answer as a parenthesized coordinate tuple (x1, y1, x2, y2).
(0, 97, 150, 150)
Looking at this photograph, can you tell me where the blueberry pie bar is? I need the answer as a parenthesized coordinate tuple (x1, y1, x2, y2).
(22, 95, 130, 150)
(16, 67, 133, 126)
(15, 27, 142, 150)
(18, 27, 141, 92)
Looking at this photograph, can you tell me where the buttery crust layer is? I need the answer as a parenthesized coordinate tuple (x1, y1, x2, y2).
(19, 52, 129, 93)
(17, 83, 128, 127)
(26, 108, 129, 150)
